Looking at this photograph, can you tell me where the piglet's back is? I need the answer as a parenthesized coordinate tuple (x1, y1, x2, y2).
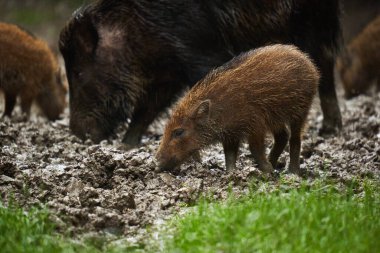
(0, 23, 57, 95)
(174, 44, 320, 131)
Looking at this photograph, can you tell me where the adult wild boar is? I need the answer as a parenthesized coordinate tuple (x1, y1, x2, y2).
(59, 0, 342, 146)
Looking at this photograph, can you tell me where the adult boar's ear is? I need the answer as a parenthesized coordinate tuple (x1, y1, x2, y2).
(59, 13, 98, 56)
(75, 16, 98, 55)
(192, 100, 211, 124)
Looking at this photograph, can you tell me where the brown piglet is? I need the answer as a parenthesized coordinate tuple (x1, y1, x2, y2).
(336, 15, 380, 98)
(0, 22, 67, 120)
(156, 44, 319, 174)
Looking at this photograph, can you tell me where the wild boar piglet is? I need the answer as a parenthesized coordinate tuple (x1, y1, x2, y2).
(156, 44, 319, 175)
(0, 22, 67, 120)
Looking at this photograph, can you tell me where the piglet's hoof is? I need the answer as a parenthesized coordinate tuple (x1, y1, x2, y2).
(257, 170, 277, 181)
(296, 169, 316, 179)
(261, 163, 274, 175)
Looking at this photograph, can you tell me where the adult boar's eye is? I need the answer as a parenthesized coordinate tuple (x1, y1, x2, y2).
(73, 70, 83, 79)
(172, 128, 185, 139)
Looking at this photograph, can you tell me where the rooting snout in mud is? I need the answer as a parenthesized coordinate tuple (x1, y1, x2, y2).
(156, 45, 319, 175)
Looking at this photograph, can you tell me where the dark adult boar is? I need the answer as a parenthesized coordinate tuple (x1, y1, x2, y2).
(336, 15, 380, 98)
(0, 22, 67, 120)
(156, 45, 319, 174)
(59, 0, 342, 146)
(340, 0, 380, 43)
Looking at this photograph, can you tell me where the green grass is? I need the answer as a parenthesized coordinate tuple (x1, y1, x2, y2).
(1, 180, 379, 253)
(0, 203, 87, 253)
(161, 180, 380, 253)
(0, 203, 142, 253)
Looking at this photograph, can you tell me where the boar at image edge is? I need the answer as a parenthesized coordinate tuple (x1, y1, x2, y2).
(337, 15, 380, 98)
(0, 22, 67, 120)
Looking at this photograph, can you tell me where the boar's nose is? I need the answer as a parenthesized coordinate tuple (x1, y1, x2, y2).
(70, 115, 109, 143)
(155, 151, 164, 166)
(155, 152, 171, 170)
(156, 158, 178, 172)
(87, 127, 108, 144)
(69, 120, 86, 140)
(69, 115, 91, 140)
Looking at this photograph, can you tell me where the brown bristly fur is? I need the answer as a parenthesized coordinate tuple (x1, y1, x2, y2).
(336, 15, 380, 98)
(0, 22, 67, 120)
(156, 44, 320, 174)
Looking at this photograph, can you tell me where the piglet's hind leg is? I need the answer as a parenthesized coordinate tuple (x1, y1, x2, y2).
(249, 134, 273, 174)
(269, 127, 289, 169)
(288, 122, 303, 174)
(223, 139, 240, 170)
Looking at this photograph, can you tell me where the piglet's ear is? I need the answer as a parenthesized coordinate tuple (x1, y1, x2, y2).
(193, 99, 211, 124)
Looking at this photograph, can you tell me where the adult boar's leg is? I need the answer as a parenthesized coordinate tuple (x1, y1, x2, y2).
(122, 104, 155, 148)
(316, 53, 342, 136)
(3, 92, 16, 118)
(122, 83, 183, 149)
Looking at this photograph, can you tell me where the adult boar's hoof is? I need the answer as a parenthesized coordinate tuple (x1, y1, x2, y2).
(319, 105, 342, 137)
(319, 119, 342, 137)
(121, 133, 141, 151)
(117, 143, 136, 152)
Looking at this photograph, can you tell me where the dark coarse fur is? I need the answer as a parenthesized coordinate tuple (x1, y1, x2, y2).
(0, 22, 67, 120)
(59, 0, 341, 145)
(340, 0, 380, 43)
(336, 15, 380, 98)
(156, 45, 320, 174)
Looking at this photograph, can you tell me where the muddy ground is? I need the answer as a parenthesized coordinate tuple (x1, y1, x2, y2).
(0, 89, 379, 243)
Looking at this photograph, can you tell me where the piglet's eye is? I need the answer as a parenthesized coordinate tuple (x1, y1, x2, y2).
(172, 128, 185, 138)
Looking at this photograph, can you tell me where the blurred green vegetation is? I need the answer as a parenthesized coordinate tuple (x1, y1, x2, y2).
(0, 0, 91, 50)
(0, 203, 145, 253)
(7, 9, 57, 26)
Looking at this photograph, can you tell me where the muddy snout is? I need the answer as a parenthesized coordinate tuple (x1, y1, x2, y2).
(70, 116, 110, 143)
(155, 150, 178, 171)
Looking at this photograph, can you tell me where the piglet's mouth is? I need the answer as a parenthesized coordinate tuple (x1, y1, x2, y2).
(157, 158, 179, 172)
(156, 150, 200, 172)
